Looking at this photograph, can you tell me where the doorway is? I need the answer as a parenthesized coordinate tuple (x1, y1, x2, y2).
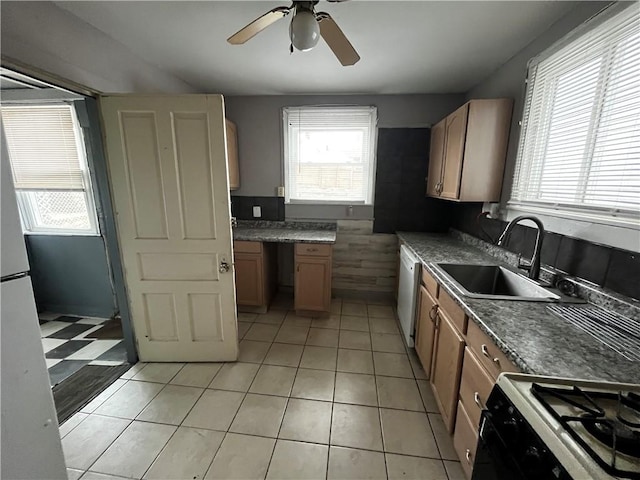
(0, 68, 136, 420)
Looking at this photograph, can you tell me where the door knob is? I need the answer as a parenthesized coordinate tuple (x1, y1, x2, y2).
(219, 261, 231, 273)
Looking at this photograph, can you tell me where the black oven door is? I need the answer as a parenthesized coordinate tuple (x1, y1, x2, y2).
(472, 407, 572, 480)
(472, 411, 527, 480)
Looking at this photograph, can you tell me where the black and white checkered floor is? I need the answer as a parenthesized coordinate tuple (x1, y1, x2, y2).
(39, 313, 127, 386)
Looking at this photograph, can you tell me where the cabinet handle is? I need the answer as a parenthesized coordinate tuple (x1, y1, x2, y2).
(492, 357, 501, 367)
(465, 449, 472, 463)
(434, 314, 440, 329)
(474, 392, 483, 409)
(429, 305, 438, 322)
(481, 344, 490, 357)
(307, 247, 319, 252)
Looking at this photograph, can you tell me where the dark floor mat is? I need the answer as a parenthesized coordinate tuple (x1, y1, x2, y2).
(53, 363, 131, 424)
(85, 318, 123, 340)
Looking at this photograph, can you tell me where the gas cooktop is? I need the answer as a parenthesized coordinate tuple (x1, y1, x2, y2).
(532, 383, 640, 478)
(498, 374, 640, 480)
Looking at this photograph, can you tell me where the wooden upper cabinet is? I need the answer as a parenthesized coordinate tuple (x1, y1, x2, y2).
(426, 120, 446, 197)
(441, 104, 469, 200)
(226, 119, 240, 190)
(427, 99, 513, 202)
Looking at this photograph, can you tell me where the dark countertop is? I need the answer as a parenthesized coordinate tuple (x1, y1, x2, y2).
(397, 232, 640, 384)
(233, 221, 336, 244)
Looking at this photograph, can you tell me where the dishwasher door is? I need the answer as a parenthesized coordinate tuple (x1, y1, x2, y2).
(397, 245, 420, 348)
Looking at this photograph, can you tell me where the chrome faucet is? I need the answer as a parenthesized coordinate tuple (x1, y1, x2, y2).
(497, 215, 545, 281)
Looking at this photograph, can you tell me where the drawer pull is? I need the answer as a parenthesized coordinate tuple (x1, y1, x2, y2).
(306, 247, 319, 252)
(474, 392, 483, 409)
(429, 305, 438, 321)
(465, 449, 472, 463)
(481, 344, 490, 357)
(492, 357, 501, 366)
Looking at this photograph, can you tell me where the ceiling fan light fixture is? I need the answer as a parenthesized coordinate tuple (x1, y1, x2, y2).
(289, 8, 320, 52)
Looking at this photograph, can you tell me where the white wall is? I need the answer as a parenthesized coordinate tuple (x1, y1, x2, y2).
(1, 1, 195, 94)
(225, 94, 465, 219)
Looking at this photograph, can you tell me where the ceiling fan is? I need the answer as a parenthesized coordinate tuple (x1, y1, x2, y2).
(227, 1, 360, 66)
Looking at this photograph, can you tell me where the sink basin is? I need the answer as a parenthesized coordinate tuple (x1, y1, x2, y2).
(432, 263, 561, 301)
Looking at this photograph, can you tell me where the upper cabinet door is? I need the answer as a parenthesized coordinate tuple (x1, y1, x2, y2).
(226, 119, 240, 191)
(426, 119, 446, 197)
(440, 104, 469, 200)
(100, 95, 238, 362)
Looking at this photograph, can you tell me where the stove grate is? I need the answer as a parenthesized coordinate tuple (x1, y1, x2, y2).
(547, 304, 640, 362)
(531, 383, 640, 479)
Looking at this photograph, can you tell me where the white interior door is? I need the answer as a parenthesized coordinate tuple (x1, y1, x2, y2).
(100, 95, 237, 362)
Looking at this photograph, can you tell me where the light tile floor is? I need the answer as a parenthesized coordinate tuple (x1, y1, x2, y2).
(62, 296, 465, 480)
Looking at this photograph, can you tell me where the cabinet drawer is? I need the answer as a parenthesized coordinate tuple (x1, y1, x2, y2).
(295, 243, 332, 257)
(438, 289, 467, 335)
(421, 267, 439, 298)
(234, 241, 262, 254)
(459, 347, 494, 429)
(453, 401, 478, 480)
(466, 321, 519, 381)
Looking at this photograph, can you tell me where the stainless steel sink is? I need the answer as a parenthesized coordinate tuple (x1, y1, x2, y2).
(432, 263, 561, 301)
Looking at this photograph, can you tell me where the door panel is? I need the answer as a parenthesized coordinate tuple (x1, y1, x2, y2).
(441, 104, 469, 200)
(415, 285, 437, 377)
(120, 112, 168, 239)
(426, 120, 445, 197)
(174, 112, 217, 239)
(430, 311, 465, 432)
(295, 257, 331, 312)
(101, 95, 237, 362)
(234, 254, 263, 306)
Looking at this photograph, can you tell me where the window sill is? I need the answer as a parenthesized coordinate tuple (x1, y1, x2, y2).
(496, 203, 640, 253)
(23, 231, 100, 237)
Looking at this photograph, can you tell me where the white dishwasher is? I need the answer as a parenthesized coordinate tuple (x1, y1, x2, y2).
(397, 244, 420, 348)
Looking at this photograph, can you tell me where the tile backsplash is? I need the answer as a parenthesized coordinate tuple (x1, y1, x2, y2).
(373, 128, 451, 234)
(449, 203, 640, 301)
(231, 196, 284, 221)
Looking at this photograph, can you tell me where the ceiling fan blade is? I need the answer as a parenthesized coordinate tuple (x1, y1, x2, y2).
(227, 6, 290, 45)
(317, 12, 360, 66)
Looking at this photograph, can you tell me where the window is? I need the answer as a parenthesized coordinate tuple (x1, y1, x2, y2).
(510, 6, 639, 227)
(283, 106, 377, 204)
(1, 104, 99, 235)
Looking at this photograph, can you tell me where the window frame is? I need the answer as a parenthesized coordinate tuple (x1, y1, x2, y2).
(282, 105, 378, 206)
(507, 3, 640, 230)
(3, 102, 100, 236)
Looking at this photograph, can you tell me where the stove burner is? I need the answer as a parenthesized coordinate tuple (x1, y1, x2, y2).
(531, 383, 640, 479)
(582, 416, 640, 457)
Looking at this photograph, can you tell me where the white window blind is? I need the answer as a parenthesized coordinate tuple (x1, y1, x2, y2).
(510, 6, 640, 224)
(1, 104, 98, 235)
(1, 104, 85, 190)
(283, 106, 377, 204)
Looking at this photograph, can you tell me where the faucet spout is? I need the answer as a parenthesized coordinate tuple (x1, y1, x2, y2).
(497, 215, 545, 281)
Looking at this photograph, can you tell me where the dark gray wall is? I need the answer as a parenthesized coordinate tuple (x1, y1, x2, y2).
(27, 235, 116, 317)
(224, 94, 466, 220)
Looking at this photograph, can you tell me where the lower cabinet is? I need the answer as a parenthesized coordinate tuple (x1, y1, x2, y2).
(453, 401, 479, 479)
(413, 265, 522, 479)
(430, 310, 465, 432)
(294, 243, 332, 315)
(233, 241, 276, 313)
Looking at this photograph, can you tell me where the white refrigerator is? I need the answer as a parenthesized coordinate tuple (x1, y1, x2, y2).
(1, 130, 67, 479)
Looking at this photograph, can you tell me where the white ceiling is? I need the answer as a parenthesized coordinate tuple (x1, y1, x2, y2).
(55, 1, 578, 95)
